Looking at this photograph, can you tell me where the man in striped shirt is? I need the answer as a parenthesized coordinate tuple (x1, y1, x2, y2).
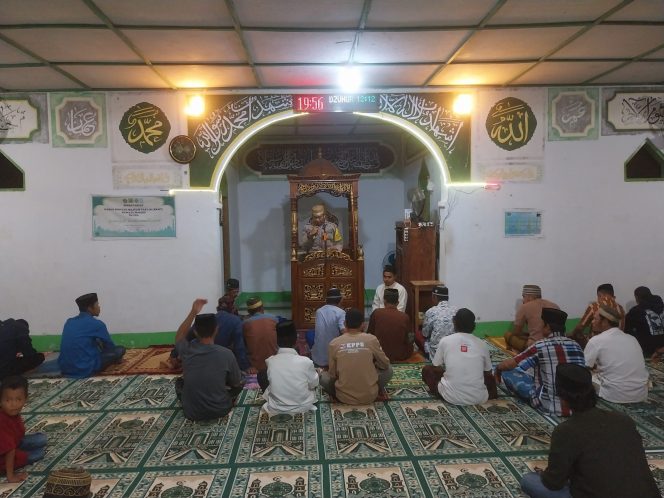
(496, 308, 585, 417)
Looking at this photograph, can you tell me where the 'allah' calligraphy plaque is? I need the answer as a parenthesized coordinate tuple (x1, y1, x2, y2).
(119, 102, 171, 154)
(486, 97, 537, 151)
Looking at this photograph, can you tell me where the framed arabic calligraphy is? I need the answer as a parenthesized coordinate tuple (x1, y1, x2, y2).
(603, 88, 664, 135)
(50, 92, 107, 148)
(548, 88, 598, 141)
(0, 93, 49, 144)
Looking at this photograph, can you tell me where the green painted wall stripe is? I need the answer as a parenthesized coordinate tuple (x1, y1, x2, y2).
(29, 318, 582, 352)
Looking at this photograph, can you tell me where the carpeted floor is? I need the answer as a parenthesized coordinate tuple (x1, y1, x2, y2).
(5, 341, 664, 497)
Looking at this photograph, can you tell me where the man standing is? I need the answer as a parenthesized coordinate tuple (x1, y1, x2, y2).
(217, 278, 240, 316)
(367, 288, 413, 362)
(624, 286, 664, 356)
(300, 204, 342, 253)
(570, 283, 625, 347)
(421, 308, 497, 405)
(371, 265, 407, 313)
(504, 285, 559, 353)
(174, 299, 243, 421)
(311, 288, 345, 368)
(242, 296, 278, 372)
(320, 309, 393, 404)
(496, 308, 585, 417)
(258, 320, 319, 414)
(520, 363, 659, 498)
(421, 285, 456, 359)
(59, 293, 126, 378)
(585, 304, 649, 404)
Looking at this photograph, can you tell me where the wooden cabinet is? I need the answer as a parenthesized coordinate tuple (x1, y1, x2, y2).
(395, 222, 438, 330)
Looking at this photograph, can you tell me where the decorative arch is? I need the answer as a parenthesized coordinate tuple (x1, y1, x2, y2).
(187, 93, 471, 191)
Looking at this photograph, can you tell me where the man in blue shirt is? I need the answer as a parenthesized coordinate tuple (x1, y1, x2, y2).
(59, 293, 126, 378)
(311, 288, 346, 367)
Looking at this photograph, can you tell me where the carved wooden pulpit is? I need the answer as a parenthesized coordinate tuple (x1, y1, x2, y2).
(289, 158, 364, 329)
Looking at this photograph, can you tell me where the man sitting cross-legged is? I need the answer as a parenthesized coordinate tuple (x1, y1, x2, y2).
(310, 288, 346, 368)
(420, 285, 457, 360)
(585, 304, 649, 404)
(504, 285, 559, 353)
(520, 363, 659, 498)
(320, 308, 393, 404)
(569, 283, 625, 348)
(257, 320, 319, 414)
(496, 308, 585, 417)
(367, 288, 413, 362)
(173, 299, 243, 421)
(242, 296, 278, 372)
(421, 308, 497, 405)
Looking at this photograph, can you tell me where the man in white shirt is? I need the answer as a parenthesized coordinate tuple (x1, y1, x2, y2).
(258, 320, 319, 414)
(421, 308, 497, 405)
(585, 304, 649, 404)
(371, 265, 407, 313)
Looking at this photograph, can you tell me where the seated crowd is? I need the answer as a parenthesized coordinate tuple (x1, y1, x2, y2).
(1, 273, 663, 496)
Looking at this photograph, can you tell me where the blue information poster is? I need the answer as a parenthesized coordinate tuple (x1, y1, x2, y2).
(505, 210, 542, 237)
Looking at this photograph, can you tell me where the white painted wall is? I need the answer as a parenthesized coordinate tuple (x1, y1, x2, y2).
(0, 144, 222, 335)
(442, 129, 664, 322)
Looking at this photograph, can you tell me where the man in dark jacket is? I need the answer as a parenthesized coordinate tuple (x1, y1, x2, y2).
(0, 319, 44, 380)
(625, 286, 664, 356)
(520, 363, 660, 498)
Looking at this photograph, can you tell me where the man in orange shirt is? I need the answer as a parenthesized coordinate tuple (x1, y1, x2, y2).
(570, 283, 625, 348)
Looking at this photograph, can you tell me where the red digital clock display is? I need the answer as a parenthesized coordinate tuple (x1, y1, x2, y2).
(292, 94, 379, 113)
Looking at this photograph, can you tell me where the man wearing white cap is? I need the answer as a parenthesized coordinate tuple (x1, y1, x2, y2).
(585, 304, 649, 403)
(300, 204, 343, 253)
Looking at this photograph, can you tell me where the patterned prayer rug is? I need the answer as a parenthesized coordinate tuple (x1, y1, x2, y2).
(98, 347, 182, 376)
(485, 336, 516, 357)
(9, 363, 664, 497)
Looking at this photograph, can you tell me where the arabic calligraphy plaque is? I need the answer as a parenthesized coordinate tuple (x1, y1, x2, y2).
(119, 102, 171, 154)
(548, 88, 598, 141)
(486, 97, 537, 151)
(51, 93, 107, 147)
(604, 89, 664, 134)
(0, 93, 48, 144)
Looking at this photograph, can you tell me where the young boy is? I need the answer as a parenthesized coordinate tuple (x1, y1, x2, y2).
(0, 375, 47, 482)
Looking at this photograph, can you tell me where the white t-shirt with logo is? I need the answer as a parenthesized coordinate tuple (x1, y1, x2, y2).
(432, 333, 492, 405)
(584, 327, 649, 403)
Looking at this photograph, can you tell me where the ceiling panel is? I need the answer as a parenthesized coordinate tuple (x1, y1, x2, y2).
(553, 25, 664, 59)
(430, 62, 532, 86)
(60, 64, 170, 88)
(645, 46, 664, 59)
(512, 61, 624, 85)
(592, 61, 664, 84)
(256, 125, 297, 136)
(236, 0, 365, 28)
(360, 64, 439, 87)
(0, 28, 141, 62)
(95, 0, 233, 26)
(355, 31, 469, 63)
(366, 0, 496, 27)
(123, 29, 246, 63)
(0, 66, 82, 90)
(455, 27, 581, 61)
(0, 39, 38, 64)
(0, 0, 103, 24)
(245, 31, 355, 63)
(155, 65, 256, 88)
(607, 0, 664, 21)
(489, 0, 621, 24)
(257, 66, 340, 87)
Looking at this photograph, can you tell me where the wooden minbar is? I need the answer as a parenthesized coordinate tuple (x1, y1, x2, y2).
(289, 158, 364, 329)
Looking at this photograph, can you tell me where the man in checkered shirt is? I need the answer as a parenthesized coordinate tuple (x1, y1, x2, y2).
(495, 308, 585, 417)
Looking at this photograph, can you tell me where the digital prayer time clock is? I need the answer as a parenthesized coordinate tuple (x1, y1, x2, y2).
(292, 94, 379, 113)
